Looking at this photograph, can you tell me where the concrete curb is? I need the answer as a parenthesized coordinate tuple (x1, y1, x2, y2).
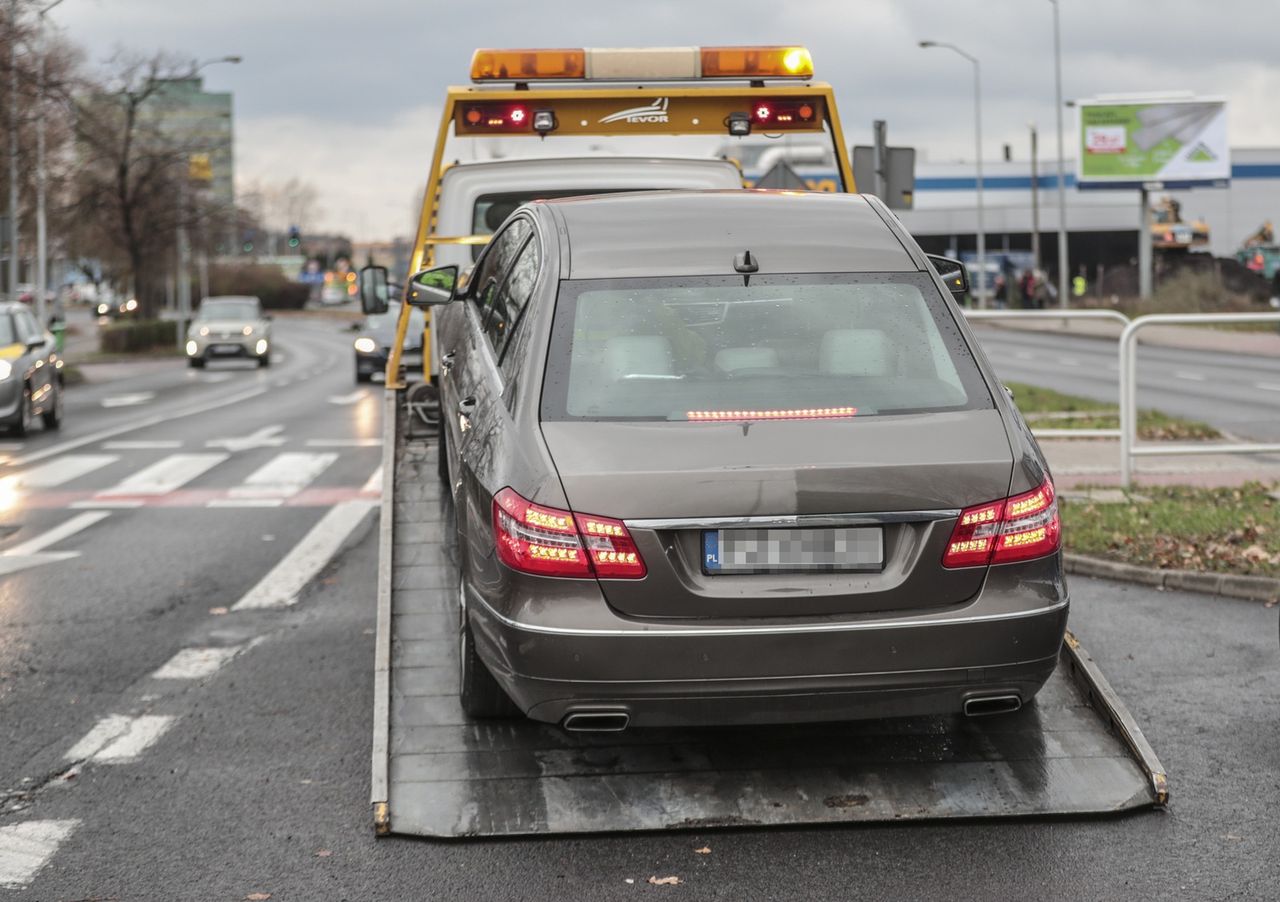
(1065, 552, 1280, 602)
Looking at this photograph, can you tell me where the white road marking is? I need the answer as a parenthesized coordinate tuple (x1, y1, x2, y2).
(1256, 382, 1280, 393)
(232, 499, 377, 610)
(152, 645, 244, 680)
(206, 424, 286, 453)
(5, 455, 117, 489)
(227, 451, 337, 501)
(362, 466, 383, 493)
(1174, 371, 1206, 382)
(95, 453, 227, 497)
(328, 390, 368, 405)
(0, 820, 79, 889)
(3, 511, 110, 556)
(305, 438, 382, 448)
(100, 391, 156, 408)
(64, 714, 175, 763)
(7, 386, 266, 468)
(102, 440, 182, 450)
(70, 499, 143, 509)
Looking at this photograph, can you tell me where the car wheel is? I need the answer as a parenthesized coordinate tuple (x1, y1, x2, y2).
(458, 583, 519, 719)
(41, 381, 63, 430)
(188, 356, 205, 369)
(355, 366, 371, 384)
(258, 354, 271, 368)
(437, 428, 450, 485)
(11, 387, 32, 437)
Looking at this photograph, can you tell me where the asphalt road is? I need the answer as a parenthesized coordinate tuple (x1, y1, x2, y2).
(2, 315, 1278, 899)
(972, 326, 1280, 441)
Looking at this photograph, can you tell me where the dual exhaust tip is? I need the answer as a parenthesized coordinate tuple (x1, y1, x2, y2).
(561, 695, 1023, 730)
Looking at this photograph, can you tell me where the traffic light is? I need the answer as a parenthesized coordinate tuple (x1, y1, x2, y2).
(242, 229, 256, 254)
(288, 226, 301, 249)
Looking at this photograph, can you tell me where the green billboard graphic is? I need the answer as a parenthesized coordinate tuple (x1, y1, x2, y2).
(1077, 98, 1229, 188)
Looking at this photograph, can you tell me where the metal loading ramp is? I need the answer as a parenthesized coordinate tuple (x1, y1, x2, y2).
(371, 395, 1167, 838)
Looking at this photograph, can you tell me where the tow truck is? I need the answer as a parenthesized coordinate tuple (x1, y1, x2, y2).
(365, 45, 1167, 838)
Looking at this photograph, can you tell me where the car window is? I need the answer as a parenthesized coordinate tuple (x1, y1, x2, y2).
(484, 236, 539, 356)
(199, 301, 259, 320)
(0, 314, 16, 345)
(470, 218, 530, 330)
(542, 272, 993, 421)
(13, 310, 39, 342)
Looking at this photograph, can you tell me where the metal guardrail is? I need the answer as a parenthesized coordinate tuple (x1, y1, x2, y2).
(1119, 312, 1280, 486)
(963, 309, 1130, 439)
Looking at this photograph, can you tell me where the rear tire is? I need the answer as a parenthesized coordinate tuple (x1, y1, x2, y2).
(41, 381, 62, 430)
(459, 606, 520, 719)
(258, 354, 271, 368)
(188, 356, 205, 369)
(355, 366, 372, 384)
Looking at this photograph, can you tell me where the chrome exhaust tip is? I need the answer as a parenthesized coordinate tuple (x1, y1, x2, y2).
(963, 694, 1023, 717)
(562, 711, 631, 732)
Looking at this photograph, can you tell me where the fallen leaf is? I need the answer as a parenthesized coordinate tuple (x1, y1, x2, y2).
(316, 849, 333, 857)
(648, 876, 681, 886)
(245, 894, 272, 901)
(625, 878, 635, 885)
(209, 607, 229, 616)
(693, 846, 710, 855)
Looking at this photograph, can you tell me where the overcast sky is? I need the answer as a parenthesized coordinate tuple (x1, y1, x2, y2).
(53, 0, 1280, 240)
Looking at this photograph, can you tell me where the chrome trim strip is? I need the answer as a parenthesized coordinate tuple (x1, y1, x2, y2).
(469, 586, 1068, 639)
(625, 509, 961, 530)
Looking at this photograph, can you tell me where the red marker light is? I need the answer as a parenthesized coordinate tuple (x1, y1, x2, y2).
(509, 107, 527, 123)
(465, 108, 482, 125)
(755, 105, 771, 121)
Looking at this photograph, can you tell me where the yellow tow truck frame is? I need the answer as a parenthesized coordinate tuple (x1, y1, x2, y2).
(384, 46, 856, 389)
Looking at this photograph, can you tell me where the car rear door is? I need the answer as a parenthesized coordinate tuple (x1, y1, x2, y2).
(13, 309, 52, 403)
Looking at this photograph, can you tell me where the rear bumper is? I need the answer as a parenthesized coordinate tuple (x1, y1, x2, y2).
(469, 556, 1069, 727)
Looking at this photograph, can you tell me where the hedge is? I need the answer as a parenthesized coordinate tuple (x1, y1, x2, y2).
(99, 319, 178, 354)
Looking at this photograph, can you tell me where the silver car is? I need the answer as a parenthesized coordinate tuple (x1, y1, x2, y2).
(186, 296, 272, 368)
(0, 302, 63, 435)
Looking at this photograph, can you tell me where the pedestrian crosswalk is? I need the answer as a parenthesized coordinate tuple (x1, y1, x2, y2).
(0, 444, 381, 511)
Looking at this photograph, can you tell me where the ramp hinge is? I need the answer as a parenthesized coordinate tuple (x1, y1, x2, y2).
(374, 801, 390, 835)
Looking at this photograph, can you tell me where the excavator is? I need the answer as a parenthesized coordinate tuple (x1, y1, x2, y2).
(1150, 196, 1210, 252)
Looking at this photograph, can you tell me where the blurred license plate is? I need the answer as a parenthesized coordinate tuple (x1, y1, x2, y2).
(211, 344, 240, 355)
(702, 527, 883, 574)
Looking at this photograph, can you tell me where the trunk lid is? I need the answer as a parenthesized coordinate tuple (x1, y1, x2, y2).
(541, 410, 1013, 620)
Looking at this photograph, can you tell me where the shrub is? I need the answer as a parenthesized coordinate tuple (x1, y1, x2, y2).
(208, 263, 310, 310)
(99, 319, 178, 354)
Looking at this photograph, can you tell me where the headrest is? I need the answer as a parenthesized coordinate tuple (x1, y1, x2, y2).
(603, 335, 674, 381)
(715, 346, 779, 373)
(819, 329, 894, 377)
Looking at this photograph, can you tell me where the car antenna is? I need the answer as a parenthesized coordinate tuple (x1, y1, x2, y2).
(734, 250, 759, 286)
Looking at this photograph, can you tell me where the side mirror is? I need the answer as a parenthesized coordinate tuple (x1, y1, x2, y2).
(359, 264, 390, 315)
(926, 254, 969, 301)
(406, 265, 459, 308)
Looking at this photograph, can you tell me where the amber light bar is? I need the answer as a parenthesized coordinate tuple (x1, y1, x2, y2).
(686, 407, 857, 422)
(470, 46, 814, 82)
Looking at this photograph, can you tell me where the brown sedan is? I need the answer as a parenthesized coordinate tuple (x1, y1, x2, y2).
(421, 190, 1066, 731)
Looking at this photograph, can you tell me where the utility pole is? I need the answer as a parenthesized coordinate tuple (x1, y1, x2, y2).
(1030, 123, 1041, 272)
(34, 0, 66, 327)
(7, 0, 20, 299)
(1050, 0, 1070, 308)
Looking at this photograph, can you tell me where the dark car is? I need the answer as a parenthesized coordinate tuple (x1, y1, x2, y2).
(0, 302, 64, 435)
(354, 299, 425, 383)
(427, 190, 1066, 731)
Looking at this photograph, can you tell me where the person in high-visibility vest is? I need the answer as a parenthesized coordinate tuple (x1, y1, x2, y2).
(1072, 269, 1087, 298)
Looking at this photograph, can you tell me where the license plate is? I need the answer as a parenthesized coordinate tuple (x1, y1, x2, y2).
(702, 527, 883, 575)
(210, 344, 241, 355)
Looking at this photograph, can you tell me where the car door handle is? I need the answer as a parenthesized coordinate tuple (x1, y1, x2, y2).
(457, 396, 476, 432)
(440, 351, 456, 374)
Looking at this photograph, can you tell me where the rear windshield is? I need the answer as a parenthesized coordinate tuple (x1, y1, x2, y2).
(541, 273, 992, 422)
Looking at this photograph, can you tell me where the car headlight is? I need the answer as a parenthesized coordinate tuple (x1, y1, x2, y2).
(0, 360, 10, 381)
(185, 340, 198, 356)
(96, 303, 109, 315)
(353, 337, 378, 354)
(254, 339, 268, 355)
(242, 325, 254, 336)
(124, 299, 138, 312)
(198, 326, 210, 337)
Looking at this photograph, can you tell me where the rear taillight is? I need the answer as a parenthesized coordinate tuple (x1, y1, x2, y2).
(942, 477, 1060, 569)
(493, 488, 646, 580)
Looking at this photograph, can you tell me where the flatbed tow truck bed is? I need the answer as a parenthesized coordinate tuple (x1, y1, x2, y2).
(370, 394, 1167, 838)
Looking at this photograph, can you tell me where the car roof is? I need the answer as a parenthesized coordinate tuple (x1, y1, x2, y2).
(201, 295, 260, 305)
(541, 190, 918, 279)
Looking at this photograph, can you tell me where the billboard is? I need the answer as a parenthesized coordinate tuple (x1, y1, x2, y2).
(1076, 97, 1229, 189)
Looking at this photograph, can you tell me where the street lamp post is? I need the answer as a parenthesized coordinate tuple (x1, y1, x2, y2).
(920, 40, 985, 308)
(7, 0, 19, 300)
(174, 55, 240, 348)
(34, 0, 68, 328)
(1050, 0, 1069, 308)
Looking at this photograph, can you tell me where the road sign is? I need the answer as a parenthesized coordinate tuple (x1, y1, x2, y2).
(1076, 96, 1229, 189)
(852, 144, 915, 209)
(188, 153, 214, 183)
